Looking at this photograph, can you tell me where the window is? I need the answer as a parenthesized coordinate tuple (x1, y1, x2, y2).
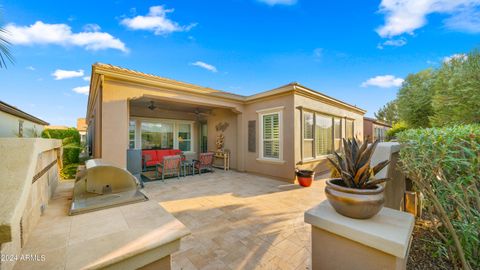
(177, 123, 191, 152)
(301, 110, 354, 161)
(346, 119, 354, 139)
(18, 120, 24, 138)
(303, 112, 314, 159)
(141, 122, 174, 149)
(263, 113, 280, 158)
(200, 123, 208, 153)
(132, 118, 194, 152)
(258, 107, 283, 161)
(129, 120, 135, 149)
(374, 126, 387, 142)
(333, 118, 342, 151)
(315, 114, 332, 156)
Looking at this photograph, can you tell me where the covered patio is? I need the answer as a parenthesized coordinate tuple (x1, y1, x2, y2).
(128, 96, 242, 177)
(144, 169, 328, 269)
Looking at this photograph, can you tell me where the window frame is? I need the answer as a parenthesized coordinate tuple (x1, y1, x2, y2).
(345, 118, 355, 139)
(177, 123, 192, 152)
(128, 120, 136, 149)
(300, 107, 356, 162)
(131, 117, 195, 153)
(303, 111, 315, 160)
(257, 106, 284, 163)
(312, 113, 333, 158)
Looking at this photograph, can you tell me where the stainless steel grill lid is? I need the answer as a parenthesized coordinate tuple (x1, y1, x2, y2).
(69, 159, 148, 215)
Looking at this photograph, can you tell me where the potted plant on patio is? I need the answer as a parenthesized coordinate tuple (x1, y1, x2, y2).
(296, 169, 315, 187)
(326, 139, 391, 219)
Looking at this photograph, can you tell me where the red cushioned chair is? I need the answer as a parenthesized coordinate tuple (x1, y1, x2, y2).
(193, 152, 214, 175)
(155, 155, 182, 181)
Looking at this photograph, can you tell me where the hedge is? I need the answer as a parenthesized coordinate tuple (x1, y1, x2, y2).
(398, 125, 480, 269)
(41, 128, 81, 165)
(386, 121, 408, 141)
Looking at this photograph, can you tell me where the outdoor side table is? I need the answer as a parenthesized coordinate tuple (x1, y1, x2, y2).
(213, 151, 230, 171)
(182, 160, 194, 176)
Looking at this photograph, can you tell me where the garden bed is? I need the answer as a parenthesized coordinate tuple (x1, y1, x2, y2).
(407, 219, 455, 270)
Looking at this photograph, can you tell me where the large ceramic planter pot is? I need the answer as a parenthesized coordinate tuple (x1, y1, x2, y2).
(296, 170, 314, 187)
(325, 178, 385, 219)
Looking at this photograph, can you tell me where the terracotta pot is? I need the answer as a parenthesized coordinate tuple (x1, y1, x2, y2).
(298, 176, 313, 187)
(325, 178, 385, 219)
(296, 170, 314, 187)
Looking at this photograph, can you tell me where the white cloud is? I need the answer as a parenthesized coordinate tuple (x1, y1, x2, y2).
(190, 61, 217, 72)
(377, 38, 407, 49)
(5, 21, 128, 52)
(376, 0, 480, 38)
(257, 0, 297, 6)
(444, 8, 480, 33)
(313, 48, 323, 58)
(443, 53, 468, 63)
(83, 76, 91, 81)
(52, 69, 84, 80)
(83, 23, 101, 32)
(26, 66, 35, 71)
(72, 86, 89, 95)
(361, 75, 404, 88)
(121, 5, 196, 35)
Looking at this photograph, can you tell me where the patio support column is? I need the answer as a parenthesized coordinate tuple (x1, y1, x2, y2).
(236, 113, 245, 171)
(101, 93, 129, 168)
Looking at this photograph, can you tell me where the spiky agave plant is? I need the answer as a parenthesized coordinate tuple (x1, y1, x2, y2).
(327, 139, 390, 189)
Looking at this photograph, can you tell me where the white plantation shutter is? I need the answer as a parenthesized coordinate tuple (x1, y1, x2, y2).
(346, 119, 354, 139)
(303, 112, 314, 158)
(263, 113, 280, 158)
(315, 114, 333, 155)
(333, 118, 342, 152)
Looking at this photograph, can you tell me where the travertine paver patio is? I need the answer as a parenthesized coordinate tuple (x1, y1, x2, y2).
(143, 169, 328, 270)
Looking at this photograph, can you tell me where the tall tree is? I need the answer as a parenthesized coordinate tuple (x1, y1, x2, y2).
(430, 50, 480, 126)
(0, 7, 14, 68)
(374, 100, 399, 124)
(396, 69, 436, 128)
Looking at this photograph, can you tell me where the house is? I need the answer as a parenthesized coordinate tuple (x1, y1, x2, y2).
(45, 125, 70, 130)
(77, 118, 87, 144)
(0, 100, 48, 138)
(363, 117, 392, 143)
(86, 63, 365, 182)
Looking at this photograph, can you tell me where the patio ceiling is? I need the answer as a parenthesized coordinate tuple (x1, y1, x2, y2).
(130, 97, 216, 116)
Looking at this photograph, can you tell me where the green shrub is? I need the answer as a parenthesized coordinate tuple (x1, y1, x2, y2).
(42, 128, 82, 177)
(386, 121, 408, 141)
(60, 163, 79, 179)
(398, 125, 480, 270)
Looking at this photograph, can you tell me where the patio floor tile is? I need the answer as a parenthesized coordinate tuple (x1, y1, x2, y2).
(143, 169, 328, 269)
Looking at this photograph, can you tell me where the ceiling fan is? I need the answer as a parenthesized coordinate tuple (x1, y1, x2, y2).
(147, 101, 157, 111)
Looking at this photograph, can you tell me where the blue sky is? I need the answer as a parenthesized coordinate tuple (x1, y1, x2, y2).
(0, 0, 479, 126)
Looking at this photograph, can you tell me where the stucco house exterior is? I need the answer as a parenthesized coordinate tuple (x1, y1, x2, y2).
(363, 117, 392, 143)
(77, 118, 87, 144)
(0, 100, 48, 138)
(86, 63, 365, 182)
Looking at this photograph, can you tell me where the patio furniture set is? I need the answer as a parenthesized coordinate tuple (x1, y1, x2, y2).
(142, 150, 215, 180)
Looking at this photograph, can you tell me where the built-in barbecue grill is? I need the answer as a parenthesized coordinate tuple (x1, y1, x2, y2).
(69, 159, 148, 215)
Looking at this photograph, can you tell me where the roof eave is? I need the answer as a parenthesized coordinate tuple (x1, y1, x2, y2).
(0, 101, 49, 126)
